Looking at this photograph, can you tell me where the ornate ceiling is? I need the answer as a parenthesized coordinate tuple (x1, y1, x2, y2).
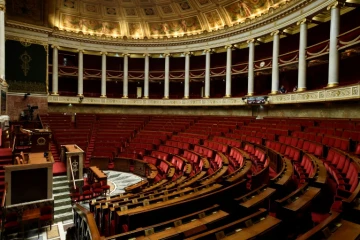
(5, 0, 292, 39)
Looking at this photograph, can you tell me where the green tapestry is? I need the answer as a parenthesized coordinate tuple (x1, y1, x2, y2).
(5, 40, 47, 93)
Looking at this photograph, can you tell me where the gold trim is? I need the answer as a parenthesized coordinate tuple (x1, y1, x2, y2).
(270, 91, 278, 94)
(183, 96, 189, 99)
(0, 4, 6, 12)
(296, 19, 308, 25)
(5, 35, 47, 47)
(163, 96, 169, 99)
(203, 96, 210, 98)
(100, 95, 107, 98)
(297, 87, 307, 92)
(51, 93, 59, 96)
(143, 96, 149, 99)
(246, 92, 254, 96)
(326, 83, 339, 88)
(270, 30, 280, 36)
(224, 94, 231, 98)
(77, 94, 84, 97)
(143, 53, 151, 57)
(122, 96, 128, 98)
(163, 53, 171, 57)
(247, 39, 255, 44)
(327, 1, 339, 10)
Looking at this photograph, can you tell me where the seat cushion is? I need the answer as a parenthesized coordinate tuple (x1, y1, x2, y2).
(4, 221, 19, 228)
(40, 214, 52, 221)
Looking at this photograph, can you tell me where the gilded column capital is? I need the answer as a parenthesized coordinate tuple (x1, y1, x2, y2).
(296, 18, 309, 25)
(327, 1, 342, 10)
(203, 49, 212, 53)
(51, 45, 59, 49)
(76, 49, 85, 53)
(184, 51, 192, 56)
(0, 4, 5, 12)
(100, 51, 107, 55)
(270, 30, 280, 36)
(122, 53, 130, 57)
(163, 53, 171, 57)
(247, 39, 255, 44)
(143, 53, 151, 57)
(224, 45, 233, 49)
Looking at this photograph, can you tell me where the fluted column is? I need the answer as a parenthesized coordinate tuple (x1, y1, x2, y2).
(77, 50, 84, 96)
(204, 49, 211, 98)
(184, 52, 190, 99)
(100, 52, 107, 98)
(327, 2, 340, 87)
(122, 53, 129, 98)
(225, 45, 232, 97)
(0, 3, 5, 81)
(164, 53, 170, 99)
(143, 53, 150, 99)
(271, 31, 280, 94)
(51, 45, 59, 95)
(297, 19, 308, 91)
(247, 39, 255, 96)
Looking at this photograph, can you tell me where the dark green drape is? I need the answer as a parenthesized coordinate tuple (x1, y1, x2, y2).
(5, 40, 47, 93)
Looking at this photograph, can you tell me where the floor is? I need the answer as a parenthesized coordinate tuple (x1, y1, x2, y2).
(5, 170, 143, 239)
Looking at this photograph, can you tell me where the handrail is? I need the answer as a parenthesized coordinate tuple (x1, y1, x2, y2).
(73, 204, 105, 240)
(1, 182, 7, 208)
(68, 157, 76, 190)
(12, 136, 16, 153)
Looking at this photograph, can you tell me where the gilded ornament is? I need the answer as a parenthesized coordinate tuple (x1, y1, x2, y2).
(20, 51, 32, 76)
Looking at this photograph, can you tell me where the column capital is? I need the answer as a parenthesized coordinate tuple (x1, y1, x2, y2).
(77, 49, 85, 53)
(247, 39, 255, 44)
(270, 30, 280, 36)
(296, 18, 309, 25)
(122, 53, 130, 57)
(327, 1, 343, 10)
(100, 51, 107, 55)
(203, 49, 212, 53)
(51, 45, 59, 49)
(163, 53, 171, 57)
(224, 45, 233, 49)
(143, 53, 151, 57)
(184, 51, 192, 56)
(0, 4, 5, 12)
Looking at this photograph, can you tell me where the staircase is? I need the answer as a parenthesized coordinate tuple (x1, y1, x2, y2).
(53, 175, 73, 223)
(50, 143, 61, 162)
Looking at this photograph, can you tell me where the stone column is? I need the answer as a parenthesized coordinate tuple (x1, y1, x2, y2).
(100, 52, 107, 97)
(122, 53, 129, 98)
(271, 31, 280, 94)
(143, 53, 150, 99)
(51, 45, 59, 95)
(327, 2, 340, 87)
(164, 53, 170, 99)
(0, 3, 5, 81)
(225, 45, 232, 97)
(297, 19, 308, 91)
(247, 39, 255, 96)
(77, 50, 84, 96)
(184, 52, 190, 99)
(204, 49, 211, 98)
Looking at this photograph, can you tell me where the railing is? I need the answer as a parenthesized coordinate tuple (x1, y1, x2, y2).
(68, 157, 76, 190)
(1, 182, 7, 208)
(73, 204, 105, 240)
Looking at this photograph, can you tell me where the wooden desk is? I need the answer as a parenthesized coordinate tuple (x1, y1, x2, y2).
(328, 220, 360, 240)
(239, 187, 276, 209)
(200, 166, 228, 186)
(64, 144, 84, 153)
(222, 216, 281, 240)
(27, 152, 53, 164)
(225, 160, 251, 183)
(284, 187, 321, 212)
(179, 171, 207, 188)
(89, 166, 107, 184)
(137, 210, 228, 240)
(117, 184, 222, 217)
(125, 180, 149, 193)
(272, 159, 293, 186)
(147, 164, 158, 179)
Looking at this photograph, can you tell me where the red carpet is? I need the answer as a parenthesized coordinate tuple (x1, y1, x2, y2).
(53, 161, 66, 175)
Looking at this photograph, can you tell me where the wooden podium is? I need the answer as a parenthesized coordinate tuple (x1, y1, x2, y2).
(31, 129, 51, 153)
(61, 145, 84, 181)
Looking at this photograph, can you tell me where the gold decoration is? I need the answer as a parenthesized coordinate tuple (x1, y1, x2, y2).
(20, 51, 32, 76)
(0, 4, 5, 12)
(20, 41, 32, 47)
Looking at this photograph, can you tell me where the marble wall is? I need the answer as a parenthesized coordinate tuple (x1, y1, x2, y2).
(47, 101, 360, 119)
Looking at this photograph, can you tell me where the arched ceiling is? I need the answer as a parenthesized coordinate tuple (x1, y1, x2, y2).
(5, 0, 291, 39)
